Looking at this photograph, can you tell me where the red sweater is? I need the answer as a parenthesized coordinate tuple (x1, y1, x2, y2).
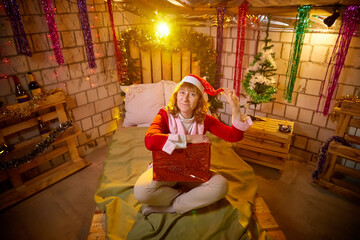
(145, 109, 245, 151)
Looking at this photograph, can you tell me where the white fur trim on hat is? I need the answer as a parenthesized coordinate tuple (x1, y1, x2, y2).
(180, 75, 204, 94)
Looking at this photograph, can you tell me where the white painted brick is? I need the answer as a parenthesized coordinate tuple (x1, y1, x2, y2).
(223, 66, 233, 79)
(275, 58, 288, 75)
(349, 36, 360, 48)
(306, 139, 322, 153)
(72, 103, 95, 121)
(94, 43, 106, 58)
(114, 94, 124, 106)
(68, 63, 83, 78)
(294, 122, 319, 138)
(271, 42, 282, 59)
(272, 102, 285, 117)
(226, 53, 236, 67)
(261, 102, 273, 113)
(336, 84, 355, 98)
(63, 47, 84, 64)
(298, 109, 313, 123)
(193, 27, 211, 36)
(299, 62, 327, 80)
(8, 55, 29, 73)
(280, 32, 293, 43)
(310, 33, 337, 45)
(99, 119, 118, 136)
(98, 27, 109, 42)
(311, 46, 329, 63)
(285, 105, 299, 120)
(220, 113, 230, 126)
(81, 117, 93, 131)
(294, 78, 306, 93)
(95, 96, 115, 113)
(78, 128, 99, 145)
(317, 128, 334, 142)
(312, 112, 327, 127)
(74, 30, 85, 46)
(345, 48, 360, 68)
(102, 110, 112, 122)
(57, 14, 80, 31)
(97, 86, 108, 99)
(274, 89, 297, 106)
(61, 31, 76, 48)
(338, 68, 360, 85)
(296, 94, 319, 111)
(75, 92, 88, 106)
(86, 88, 98, 103)
(27, 52, 52, 71)
(54, 0, 71, 13)
(55, 65, 71, 82)
(293, 135, 308, 149)
(67, 78, 91, 95)
(31, 34, 50, 51)
(305, 80, 321, 96)
(281, 43, 290, 59)
(41, 69, 57, 85)
(23, 15, 48, 34)
(107, 83, 118, 96)
(92, 113, 103, 127)
(326, 118, 337, 130)
(300, 45, 312, 61)
(244, 40, 256, 55)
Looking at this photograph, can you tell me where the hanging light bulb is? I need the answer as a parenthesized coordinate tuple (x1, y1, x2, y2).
(324, 4, 341, 27)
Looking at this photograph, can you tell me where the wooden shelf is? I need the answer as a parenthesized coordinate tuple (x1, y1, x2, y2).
(0, 91, 88, 210)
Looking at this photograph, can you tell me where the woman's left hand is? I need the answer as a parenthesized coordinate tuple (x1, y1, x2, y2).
(223, 88, 242, 121)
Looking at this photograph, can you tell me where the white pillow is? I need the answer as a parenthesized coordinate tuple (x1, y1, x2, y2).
(121, 81, 164, 126)
(162, 80, 178, 105)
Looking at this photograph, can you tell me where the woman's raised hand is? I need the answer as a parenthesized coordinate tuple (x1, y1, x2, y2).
(186, 134, 210, 144)
(223, 88, 242, 121)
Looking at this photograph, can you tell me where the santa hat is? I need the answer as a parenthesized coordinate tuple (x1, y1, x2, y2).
(180, 75, 224, 96)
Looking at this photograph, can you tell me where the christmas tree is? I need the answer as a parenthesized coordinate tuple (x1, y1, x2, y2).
(242, 17, 277, 105)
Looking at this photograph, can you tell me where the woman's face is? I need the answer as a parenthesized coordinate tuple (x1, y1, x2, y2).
(176, 86, 200, 118)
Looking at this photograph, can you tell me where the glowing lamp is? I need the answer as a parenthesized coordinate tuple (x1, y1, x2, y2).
(156, 23, 170, 37)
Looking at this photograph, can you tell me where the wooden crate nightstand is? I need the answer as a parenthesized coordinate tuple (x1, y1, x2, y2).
(232, 117, 294, 172)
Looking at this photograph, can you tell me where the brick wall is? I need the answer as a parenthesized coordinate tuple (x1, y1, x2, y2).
(0, 0, 144, 155)
(209, 26, 360, 162)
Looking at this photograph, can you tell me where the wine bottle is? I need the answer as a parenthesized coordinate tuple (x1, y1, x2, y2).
(12, 75, 30, 103)
(27, 72, 42, 97)
(37, 117, 50, 135)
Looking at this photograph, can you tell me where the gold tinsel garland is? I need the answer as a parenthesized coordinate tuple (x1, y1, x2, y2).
(0, 89, 72, 120)
(329, 95, 359, 121)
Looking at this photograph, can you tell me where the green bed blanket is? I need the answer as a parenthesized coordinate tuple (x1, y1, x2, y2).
(95, 127, 258, 240)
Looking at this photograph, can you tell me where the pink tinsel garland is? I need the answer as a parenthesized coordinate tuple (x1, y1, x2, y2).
(233, 1, 248, 97)
(317, 5, 360, 115)
(41, 0, 64, 65)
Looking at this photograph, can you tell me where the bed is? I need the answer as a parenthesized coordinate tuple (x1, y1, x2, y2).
(92, 78, 264, 239)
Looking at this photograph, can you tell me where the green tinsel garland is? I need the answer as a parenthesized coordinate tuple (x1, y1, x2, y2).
(118, 27, 222, 112)
(284, 5, 312, 102)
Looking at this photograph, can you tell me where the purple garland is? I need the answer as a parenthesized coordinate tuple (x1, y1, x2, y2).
(312, 136, 351, 180)
(216, 5, 226, 88)
(77, 0, 96, 69)
(317, 5, 360, 115)
(41, 0, 64, 65)
(2, 0, 32, 56)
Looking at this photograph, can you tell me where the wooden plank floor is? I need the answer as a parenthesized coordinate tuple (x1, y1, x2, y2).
(88, 196, 286, 240)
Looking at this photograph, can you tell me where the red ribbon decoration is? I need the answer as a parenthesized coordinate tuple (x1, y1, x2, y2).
(233, 0, 248, 97)
(107, 0, 125, 82)
(216, 4, 226, 88)
(41, 0, 64, 65)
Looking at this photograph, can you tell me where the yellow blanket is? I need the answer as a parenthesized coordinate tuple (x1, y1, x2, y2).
(95, 127, 257, 240)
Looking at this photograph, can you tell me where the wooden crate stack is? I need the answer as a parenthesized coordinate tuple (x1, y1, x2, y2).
(0, 92, 90, 210)
(315, 101, 360, 199)
(233, 117, 294, 173)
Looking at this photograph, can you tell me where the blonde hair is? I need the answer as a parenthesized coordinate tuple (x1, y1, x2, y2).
(166, 82, 209, 122)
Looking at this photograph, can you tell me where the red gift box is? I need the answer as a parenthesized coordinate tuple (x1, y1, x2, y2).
(152, 143, 211, 182)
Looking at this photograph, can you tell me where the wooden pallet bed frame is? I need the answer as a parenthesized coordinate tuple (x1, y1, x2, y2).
(87, 195, 286, 240)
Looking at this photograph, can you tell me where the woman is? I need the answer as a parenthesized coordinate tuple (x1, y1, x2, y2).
(134, 75, 253, 216)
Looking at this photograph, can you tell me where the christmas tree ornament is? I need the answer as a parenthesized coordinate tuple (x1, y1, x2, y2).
(283, 5, 312, 103)
(2, 0, 32, 56)
(41, 0, 64, 65)
(77, 0, 97, 69)
(317, 5, 360, 116)
(216, 4, 226, 88)
(242, 15, 277, 106)
(233, 0, 248, 97)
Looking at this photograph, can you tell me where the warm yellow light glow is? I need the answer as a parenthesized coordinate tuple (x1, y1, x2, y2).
(156, 23, 170, 37)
